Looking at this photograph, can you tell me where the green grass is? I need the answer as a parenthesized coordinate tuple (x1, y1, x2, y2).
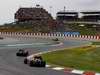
(66, 23, 99, 35)
(42, 46, 100, 72)
(92, 42, 100, 45)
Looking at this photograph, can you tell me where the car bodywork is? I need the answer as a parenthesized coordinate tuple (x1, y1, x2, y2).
(24, 55, 46, 67)
(16, 49, 29, 57)
(52, 38, 59, 41)
(0, 37, 4, 40)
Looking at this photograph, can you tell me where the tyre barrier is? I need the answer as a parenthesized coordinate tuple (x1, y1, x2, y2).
(0, 32, 100, 41)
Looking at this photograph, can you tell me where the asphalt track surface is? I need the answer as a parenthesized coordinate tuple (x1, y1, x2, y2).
(0, 38, 90, 75)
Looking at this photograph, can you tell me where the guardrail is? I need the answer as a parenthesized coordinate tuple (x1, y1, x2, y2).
(0, 32, 100, 41)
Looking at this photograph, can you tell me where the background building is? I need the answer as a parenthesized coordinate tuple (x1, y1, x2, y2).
(14, 5, 57, 32)
(56, 11, 78, 21)
(56, 11, 100, 22)
(15, 6, 53, 22)
(56, 10, 100, 31)
(80, 11, 100, 22)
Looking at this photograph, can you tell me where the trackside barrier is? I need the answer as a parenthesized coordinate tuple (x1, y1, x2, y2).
(0, 32, 99, 41)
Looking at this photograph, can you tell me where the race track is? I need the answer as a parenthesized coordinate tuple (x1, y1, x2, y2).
(0, 38, 90, 75)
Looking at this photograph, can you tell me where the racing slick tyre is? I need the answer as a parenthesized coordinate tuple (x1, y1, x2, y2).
(16, 53, 19, 56)
(24, 58, 28, 64)
(41, 61, 46, 67)
(25, 52, 29, 57)
(29, 61, 34, 67)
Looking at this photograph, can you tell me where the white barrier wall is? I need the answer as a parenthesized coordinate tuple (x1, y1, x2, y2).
(0, 32, 99, 41)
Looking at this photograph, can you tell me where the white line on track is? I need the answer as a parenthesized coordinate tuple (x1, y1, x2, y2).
(52, 67, 64, 71)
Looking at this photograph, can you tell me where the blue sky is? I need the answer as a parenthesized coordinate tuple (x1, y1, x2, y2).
(0, 0, 100, 24)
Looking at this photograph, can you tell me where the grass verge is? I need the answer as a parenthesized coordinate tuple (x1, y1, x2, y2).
(42, 46, 100, 72)
(92, 42, 100, 45)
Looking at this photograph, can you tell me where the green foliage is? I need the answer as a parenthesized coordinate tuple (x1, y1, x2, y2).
(92, 42, 100, 45)
(0, 22, 50, 32)
(65, 23, 99, 35)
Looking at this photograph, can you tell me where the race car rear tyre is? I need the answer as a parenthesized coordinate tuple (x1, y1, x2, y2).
(16, 53, 19, 56)
(41, 61, 46, 67)
(24, 58, 28, 64)
(26, 52, 29, 56)
(29, 61, 34, 67)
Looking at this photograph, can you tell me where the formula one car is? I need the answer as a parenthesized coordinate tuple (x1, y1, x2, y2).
(24, 55, 46, 67)
(0, 37, 4, 40)
(16, 49, 29, 57)
(52, 38, 59, 41)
